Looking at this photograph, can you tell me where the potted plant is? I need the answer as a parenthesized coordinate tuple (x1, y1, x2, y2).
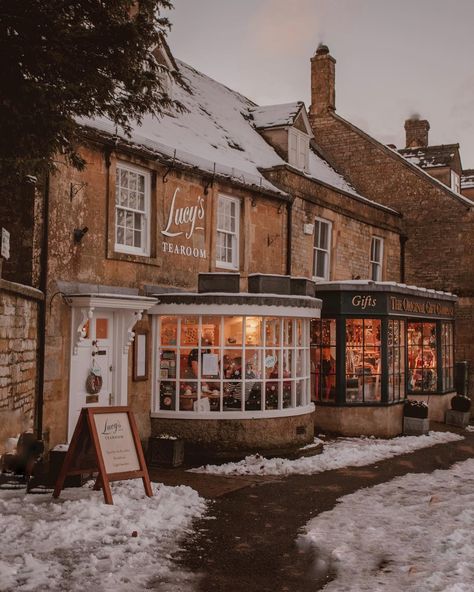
(404, 400, 429, 419)
(147, 434, 184, 468)
(446, 395, 471, 428)
(403, 400, 429, 435)
(451, 394, 471, 413)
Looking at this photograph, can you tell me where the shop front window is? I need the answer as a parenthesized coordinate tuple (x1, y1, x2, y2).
(388, 319, 406, 402)
(345, 319, 382, 403)
(310, 319, 337, 402)
(441, 321, 454, 391)
(407, 322, 437, 393)
(156, 315, 311, 415)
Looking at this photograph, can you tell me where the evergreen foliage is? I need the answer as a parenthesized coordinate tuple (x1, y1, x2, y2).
(0, 0, 183, 179)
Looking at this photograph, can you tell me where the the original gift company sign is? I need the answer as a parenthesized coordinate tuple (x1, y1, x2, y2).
(161, 187, 207, 259)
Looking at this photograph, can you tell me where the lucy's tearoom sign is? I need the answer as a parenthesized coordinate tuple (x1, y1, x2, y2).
(53, 407, 152, 505)
(161, 187, 207, 259)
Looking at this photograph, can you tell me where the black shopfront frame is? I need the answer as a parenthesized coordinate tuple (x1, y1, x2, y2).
(312, 289, 456, 406)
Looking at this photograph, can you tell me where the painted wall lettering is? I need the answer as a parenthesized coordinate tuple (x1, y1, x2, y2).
(351, 295, 377, 309)
(162, 188, 205, 239)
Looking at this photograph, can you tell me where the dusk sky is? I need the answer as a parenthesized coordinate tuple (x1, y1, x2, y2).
(165, 0, 474, 168)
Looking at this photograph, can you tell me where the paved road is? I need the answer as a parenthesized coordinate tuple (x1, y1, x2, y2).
(153, 424, 474, 592)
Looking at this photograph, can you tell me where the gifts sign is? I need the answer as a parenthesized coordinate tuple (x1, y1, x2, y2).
(53, 407, 152, 505)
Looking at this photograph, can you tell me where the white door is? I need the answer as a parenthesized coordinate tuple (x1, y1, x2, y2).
(68, 311, 114, 439)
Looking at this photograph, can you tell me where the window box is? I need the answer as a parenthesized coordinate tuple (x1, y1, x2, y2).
(248, 274, 291, 295)
(198, 273, 240, 293)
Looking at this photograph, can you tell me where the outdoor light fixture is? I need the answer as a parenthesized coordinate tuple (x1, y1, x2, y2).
(73, 227, 89, 243)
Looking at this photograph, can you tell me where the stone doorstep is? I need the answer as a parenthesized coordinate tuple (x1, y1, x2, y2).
(445, 409, 471, 428)
(403, 416, 430, 436)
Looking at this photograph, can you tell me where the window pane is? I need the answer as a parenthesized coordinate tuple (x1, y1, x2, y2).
(265, 318, 281, 346)
(245, 317, 263, 346)
(224, 317, 243, 346)
(179, 382, 197, 411)
(315, 250, 326, 278)
(160, 381, 176, 411)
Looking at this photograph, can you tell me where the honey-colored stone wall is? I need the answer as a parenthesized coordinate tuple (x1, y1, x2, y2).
(314, 404, 404, 438)
(0, 279, 43, 451)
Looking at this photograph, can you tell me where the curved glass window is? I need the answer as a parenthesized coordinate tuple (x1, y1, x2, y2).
(155, 315, 311, 415)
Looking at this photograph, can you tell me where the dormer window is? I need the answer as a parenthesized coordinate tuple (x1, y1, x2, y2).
(451, 170, 460, 193)
(288, 128, 309, 172)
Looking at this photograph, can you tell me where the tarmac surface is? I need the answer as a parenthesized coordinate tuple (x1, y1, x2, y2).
(150, 423, 474, 592)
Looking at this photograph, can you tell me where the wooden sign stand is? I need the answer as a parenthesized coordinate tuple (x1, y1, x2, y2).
(53, 406, 153, 505)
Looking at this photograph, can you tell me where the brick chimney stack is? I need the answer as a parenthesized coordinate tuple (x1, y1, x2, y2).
(405, 117, 430, 148)
(309, 44, 336, 120)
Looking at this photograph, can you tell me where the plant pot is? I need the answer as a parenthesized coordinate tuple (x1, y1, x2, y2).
(148, 437, 184, 468)
(403, 417, 430, 436)
(404, 402, 428, 419)
(451, 395, 471, 413)
(445, 409, 470, 428)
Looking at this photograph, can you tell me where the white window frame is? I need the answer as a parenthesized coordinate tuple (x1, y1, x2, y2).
(451, 170, 460, 193)
(114, 162, 151, 256)
(370, 236, 384, 281)
(288, 128, 309, 172)
(216, 195, 240, 270)
(312, 217, 332, 281)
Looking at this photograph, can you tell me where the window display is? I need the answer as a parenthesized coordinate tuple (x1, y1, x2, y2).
(345, 319, 381, 403)
(441, 322, 454, 391)
(310, 319, 337, 402)
(407, 322, 437, 393)
(156, 314, 310, 415)
(388, 319, 405, 402)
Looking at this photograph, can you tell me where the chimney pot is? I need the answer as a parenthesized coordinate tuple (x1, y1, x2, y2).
(316, 43, 330, 56)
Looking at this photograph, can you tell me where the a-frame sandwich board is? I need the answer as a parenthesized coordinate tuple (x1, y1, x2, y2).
(53, 406, 152, 505)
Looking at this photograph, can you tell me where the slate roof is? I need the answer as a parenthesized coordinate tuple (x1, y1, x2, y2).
(79, 57, 397, 213)
(398, 144, 459, 169)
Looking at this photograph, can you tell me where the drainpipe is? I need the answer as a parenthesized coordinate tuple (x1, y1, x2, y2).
(399, 234, 408, 284)
(35, 173, 50, 441)
(286, 199, 293, 276)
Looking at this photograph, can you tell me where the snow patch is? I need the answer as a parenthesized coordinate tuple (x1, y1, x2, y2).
(0, 480, 206, 592)
(191, 431, 463, 476)
(299, 458, 474, 591)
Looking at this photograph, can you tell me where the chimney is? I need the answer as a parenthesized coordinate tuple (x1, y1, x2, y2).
(310, 44, 336, 118)
(404, 117, 430, 148)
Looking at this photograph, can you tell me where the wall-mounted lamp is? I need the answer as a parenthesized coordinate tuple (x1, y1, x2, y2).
(73, 227, 89, 243)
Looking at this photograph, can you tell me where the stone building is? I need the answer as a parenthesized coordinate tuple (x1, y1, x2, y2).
(3, 42, 462, 457)
(308, 44, 474, 403)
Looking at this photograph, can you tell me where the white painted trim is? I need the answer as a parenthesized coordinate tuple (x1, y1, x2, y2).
(216, 194, 240, 270)
(114, 161, 151, 257)
(312, 217, 332, 281)
(151, 403, 315, 421)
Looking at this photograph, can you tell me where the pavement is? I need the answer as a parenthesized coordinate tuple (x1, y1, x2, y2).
(149, 423, 474, 592)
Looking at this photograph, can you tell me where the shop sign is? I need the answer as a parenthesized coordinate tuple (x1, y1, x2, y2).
(389, 296, 454, 318)
(53, 406, 152, 505)
(161, 187, 206, 259)
(342, 293, 386, 315)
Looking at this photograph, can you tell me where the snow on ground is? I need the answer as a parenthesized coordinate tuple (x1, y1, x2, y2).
(191, 431, 463, 476)
(299, 458, 474, 592)
(0, 480, 206, 592)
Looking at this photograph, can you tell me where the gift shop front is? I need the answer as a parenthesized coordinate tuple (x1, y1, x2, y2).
(311, 281, 456, 436)
(149, 275, 322, 461)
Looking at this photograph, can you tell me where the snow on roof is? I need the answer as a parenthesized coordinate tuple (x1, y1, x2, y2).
(398, 144, 459, 169)
(79, 59, 398, 212)
(80, 60, 288, 195)
(305, 150, 400, 215)
(313, 279, 457, 299)
(250, 102, 304, 129)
